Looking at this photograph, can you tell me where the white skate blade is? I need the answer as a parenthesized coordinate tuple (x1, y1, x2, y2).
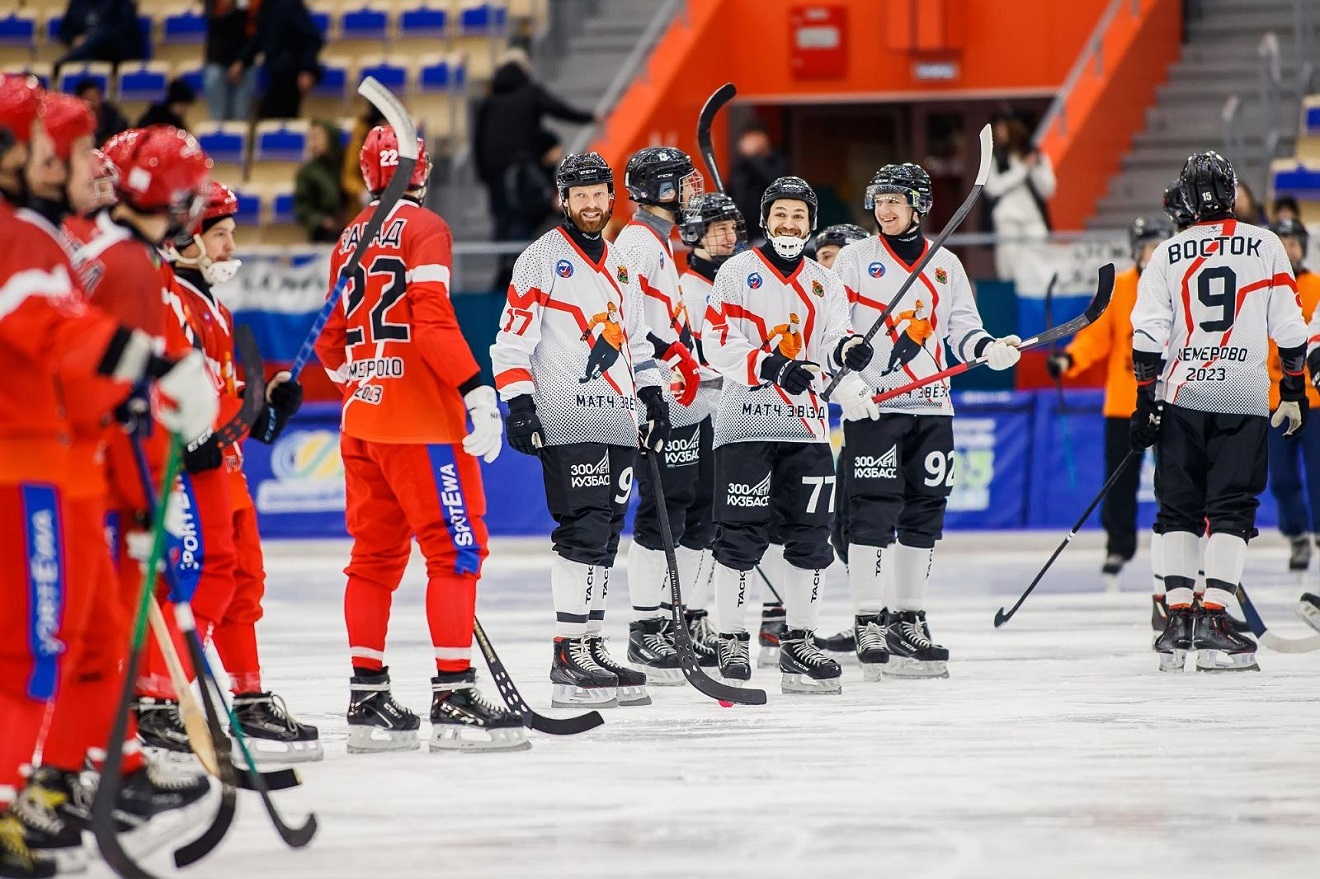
(1297, 596, 1320, 633)
(550, 683, 618, 710)
(780, 673, 842, 695)
(1103, 573, 1120, 593)
(616, 685, 652, 706)
(429, 724, 531, 753)
(1194, 649, 1259, 672)
(883, 657, 949, 679)
(231, 734, 324, 764)
(117, 779, 221, 861)
(37, 842, 88, 874)
(346, 725, 420, 754)
(756, 646, 780, 668)
(630, 663, 684, 686)
(860, 661, 887, 682)
(140, 746, 199, 769)
(1157, 649, 1186, 672)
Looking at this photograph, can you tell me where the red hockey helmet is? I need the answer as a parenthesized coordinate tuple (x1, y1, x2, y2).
(359, 124, 429, 194)
(102, 125, 212, 226)
(0, 74, 44, 149)
(90, 148, 119, 208)
(41, 93, 96, 161)
(191, 179, 239, 234)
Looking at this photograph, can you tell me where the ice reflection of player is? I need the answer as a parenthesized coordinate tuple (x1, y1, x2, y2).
(579, 300, 623, 382)
(768, 312, 802, 359)
(880, 299, 933, 376)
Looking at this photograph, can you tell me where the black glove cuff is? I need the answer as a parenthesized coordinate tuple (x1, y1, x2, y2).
(508, 394, 536, 414)
(1281, 372, 1307, 400)
(1132, 349, 1164, 384)
(638, 385, 666, 415)
(759, 352, 789, 384)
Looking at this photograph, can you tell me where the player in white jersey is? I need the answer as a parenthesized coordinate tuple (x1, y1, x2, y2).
(612, 147, 705, 681)
(812, 223, 869, 270)
(1133, 151, 1307, 673)
(830, 163, 1021, 679)
(674, 191, 747, 664)
(702, 176, 880, 694)
(490, 152, 669, 708)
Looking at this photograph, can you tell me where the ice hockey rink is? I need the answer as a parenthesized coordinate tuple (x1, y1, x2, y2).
(85, 531, 1319, 879)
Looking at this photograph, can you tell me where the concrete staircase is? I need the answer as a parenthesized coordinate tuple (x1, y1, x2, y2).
(1088, 0, 1307, 229)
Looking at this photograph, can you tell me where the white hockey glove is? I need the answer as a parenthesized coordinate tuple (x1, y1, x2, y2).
(983, 335, 1022, 371)
(835, 372, 879, 422)
(1272, 400, 1305, 437)
(462, 386, 504, 462)
(155, 351, 220, 442)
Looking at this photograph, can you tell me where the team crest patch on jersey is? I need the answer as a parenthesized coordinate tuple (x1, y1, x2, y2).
(617, 265, 629, 284)
(868, 261, 885, 278)
(556, 259, 574, 278)
(811, 280, 824, 298)
(748, 272, 763, 289)
(934, 268, 948, 284)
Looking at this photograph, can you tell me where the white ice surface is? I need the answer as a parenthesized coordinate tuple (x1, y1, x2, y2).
(80, 532, 1320, 879)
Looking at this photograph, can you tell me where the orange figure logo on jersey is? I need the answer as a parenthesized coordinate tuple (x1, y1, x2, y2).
(769, 312, 803, 359)
(579, 300, 624, 383)
(881, 299, 933, 376)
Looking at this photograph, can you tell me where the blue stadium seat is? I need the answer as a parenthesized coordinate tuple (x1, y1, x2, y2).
(359, 61, 407, 94)
(233, 189, 262, 227)
(271, 190, 296, 226)
(176, 64, 205, 98)
(162, 10, 207, 43)
(458, 2, 507, 36)
(340, 6, 389, 42)
(311, 59, 349, 99)
(195, 123, 249, 168)
(0, 13, 36, 48)
(255, 122, 309, 164)
(398, 4, 449, 39)
(309, 10, 331, 36)
(418, 56, 458, 94)
(116, 63, 168, 105)
(1271, 162, 1320, 200)
(1305, 105, 1320, 137)
(58, 64, 111, 96)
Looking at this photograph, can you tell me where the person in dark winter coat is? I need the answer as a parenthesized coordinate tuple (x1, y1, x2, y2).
(136, 78, 198, 131)
(204, 0, 264, 121)
(294, 120, 345, 243)
(240, 0, 324, 120)
(56, 0, 147, 67)
(74, 79, 129, 147)
(727, 124, 788, 245)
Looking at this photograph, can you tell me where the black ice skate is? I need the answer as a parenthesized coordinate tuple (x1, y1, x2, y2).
(550, 636, 618, 709)
(685, 608, 720, 668)
(812, 628, 858, 655)
(1299, 592, 1320, 633)
(135, 697, 193, 762)
(626, 617, 684, 685)
(429, 669, 530, 752)
(0, 811, 55, 879)
(778, 629, 842, 694)
(715, 631, 751, 684)
(882, 610, 950, 679)
(853, 613, 890, 681)
(1193, 606, 1259, 672)
(757, 603, 786, 668)
(1289, 535, 1312, 577)
(231, 691, 323, 763)
(1101, 553, 1125, 592)
(587, 634, 650, 706)
(346, 669, 421, 753)
(1154, 605, 1193, 671)
(111, 762, 218, 860)
(8, 767, 88, 874)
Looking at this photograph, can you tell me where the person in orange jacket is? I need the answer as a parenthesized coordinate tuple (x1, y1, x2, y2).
(1047, 215, 1173, 585)
(1268, 218, 1320, 576)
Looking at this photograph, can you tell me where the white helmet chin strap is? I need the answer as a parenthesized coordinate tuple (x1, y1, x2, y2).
(176, 234, 242, 285)
(768, 233, 807, 259)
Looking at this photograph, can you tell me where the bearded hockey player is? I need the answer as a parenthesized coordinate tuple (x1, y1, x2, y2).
(491, 152, 668, 709)
(1133, 151, 1306, 673)
(812, 223, 869, 270)
(830, 163, 1021, 680)
(612, 147, 705, 682)
(702, 175, 878, 695)
(315, 126, 522, 753)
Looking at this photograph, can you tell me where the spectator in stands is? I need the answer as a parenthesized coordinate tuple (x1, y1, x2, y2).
(56, 0, 147, 68)
(985, 113, 1056, 288)
(728, 123, 789, 244)
(342, 99, 385, 209)
(75, 78, 129, 146)
(1273, 195, 1302, 223)
(1235, 180, 1267, 225)
(239, 0, 324, 120)
(136, 78, 197, 130)
(473, 48, 598, 288)
(294, 120, 345, 243)
(204, 0, 263, 122)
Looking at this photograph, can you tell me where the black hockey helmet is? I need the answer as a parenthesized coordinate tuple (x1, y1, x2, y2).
(865, 163, 933, 216)
(815, 223, 870, 251)
(556, 152, 613, 200)
(1178, 150, 1236, 218)
(1162, 179, 1196, 230)
(1272, 217, 1310, 253)
(1129, 215, 1174, 265)
(760, 175, 818, 232)
(624, 146, 701, 207)
(679, 191, 746, 254)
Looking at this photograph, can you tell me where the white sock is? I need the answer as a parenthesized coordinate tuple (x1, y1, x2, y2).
(626, 543, 670, 620)
(847, 543, 885, 615)
(586, 566, 610, 635)
(1203, 532, 1246, 608)
(551, 555, 594, 638)
(1162, 530, 1200, 607)
(889, 543, 932, 611)
(676, 546, 712, 610)
(759, 543, 787, 606)
(1195, 533, 1208, 595)
(712, 563, 749, 634)
(782, 564, 824, 631)
(1150, 530, 1164, 596)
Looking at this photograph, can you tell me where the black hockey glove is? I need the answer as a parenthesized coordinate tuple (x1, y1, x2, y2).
(113, 385, 153, 438)
(1129, 386, 1162, 451)
(637, 386, 671, 453)
(183, 431, 224, 473)
(266, 372, 304, 418)
(505, 394, 544, 456)
(759, 353, 818, 395)
(832, 335, 874, 371)
(1046, 352, 1073, 380)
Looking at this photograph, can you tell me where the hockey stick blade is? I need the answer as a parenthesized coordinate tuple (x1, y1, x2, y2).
(873, 263, 1115, 406)
(648, 452, 768, 705)
(1236, 585, 1320, 653)
(290, 76, 417, 379)
(1299, 592, 1320, 633)
(212, 324, 265, 446)
(994, 448, 1140, 627)
(823, 122, 993, 400)
(696, 83, 736, 192)
(472, 616, 604, 735)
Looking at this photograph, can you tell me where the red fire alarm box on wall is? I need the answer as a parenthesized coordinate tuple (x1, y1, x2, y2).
(790, 5, 848, 79)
